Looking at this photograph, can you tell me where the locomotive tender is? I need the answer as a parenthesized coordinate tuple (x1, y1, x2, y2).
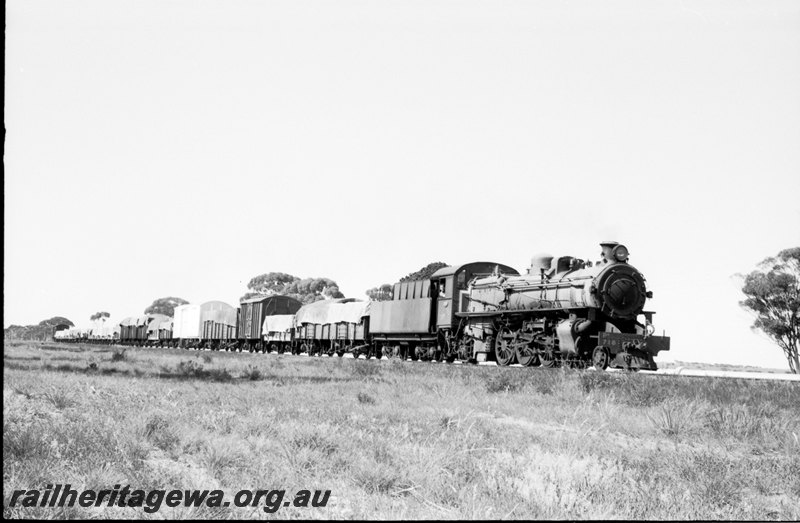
(65, 242, 669, 370)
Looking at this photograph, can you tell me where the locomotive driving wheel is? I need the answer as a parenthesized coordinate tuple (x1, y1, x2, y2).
(592, 346, 610, 371)
(539, 347, 558, 368)
(515, 342, 540, 367)
(495, 326, 516, 366)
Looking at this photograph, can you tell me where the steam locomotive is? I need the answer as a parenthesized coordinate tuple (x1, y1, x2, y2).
(352, 240, 668, 370)
(459, 241, 670, 370)
(62, 241, 670, 371)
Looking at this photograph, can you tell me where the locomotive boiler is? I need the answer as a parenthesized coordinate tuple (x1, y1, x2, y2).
(459, 241, 670, 370)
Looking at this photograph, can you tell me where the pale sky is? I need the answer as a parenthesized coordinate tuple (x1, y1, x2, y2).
(5, 0, 800, 369)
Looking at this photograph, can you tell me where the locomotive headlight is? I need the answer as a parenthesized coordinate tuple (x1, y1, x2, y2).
(645, 322, 656, 336)
(613, 244, 629, 262)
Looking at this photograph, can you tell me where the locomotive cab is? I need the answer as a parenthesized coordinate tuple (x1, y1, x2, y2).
(430, 262, 519, 330)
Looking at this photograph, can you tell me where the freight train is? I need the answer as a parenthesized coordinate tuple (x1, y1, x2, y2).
(56, 242, 670, 371)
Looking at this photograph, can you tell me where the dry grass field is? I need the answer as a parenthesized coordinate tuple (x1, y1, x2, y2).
(4, 340, 800, 519)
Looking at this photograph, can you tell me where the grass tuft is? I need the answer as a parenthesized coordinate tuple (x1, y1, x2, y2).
(174, 360, 233, 382)
(357, 391, 376, 404)
(242, 365, 264, 381)
(351, 361, 383, 380)
(110, 348, 127, 362)
(142, 412, 180, 451)
(484, 371, 527, 393)
(42, 387, 77, 409)
(646, 400, 697, 437)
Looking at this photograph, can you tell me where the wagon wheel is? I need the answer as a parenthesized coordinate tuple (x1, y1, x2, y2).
(495, 327, 516, 367)
(592, 346, 610, 371)
(515, 342, 540, 367)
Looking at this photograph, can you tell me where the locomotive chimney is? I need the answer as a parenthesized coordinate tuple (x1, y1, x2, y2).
(599, 241, 618, 262)
(600, 241, 629, 263)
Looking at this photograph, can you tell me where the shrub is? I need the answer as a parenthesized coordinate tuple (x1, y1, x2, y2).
(174, 360, 233, 382)
(142, 413, 180, 451)
(176, 359, 204, 377)
(205, 368, 234, 382)
(243, 365, 264, 381)
(484, 372, 526, 393)
(579, 371, 618, 393)
(110, 349, 127, 362)
(357, 392, 376, 404)
(291, 431, 338, 457)
(351, 362, 383, 380)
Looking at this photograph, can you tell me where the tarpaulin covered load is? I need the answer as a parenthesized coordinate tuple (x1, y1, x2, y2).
(173, 304, 201, 339)
(201, 301, 237, 327)
(173, 301, 237, 340)
(120, 316, 153, 327)
(295, 299, 370, 325)
(262, 314, 295, 335)
(200, 301, 238, 340)
(89, 318, 118, 339)
(120, 316, 147, 327)
(146, 314, 171, 340)
(57, 327, 89, 340)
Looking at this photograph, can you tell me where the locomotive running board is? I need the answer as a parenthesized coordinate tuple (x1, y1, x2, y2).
(456, 308, 568, 317)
